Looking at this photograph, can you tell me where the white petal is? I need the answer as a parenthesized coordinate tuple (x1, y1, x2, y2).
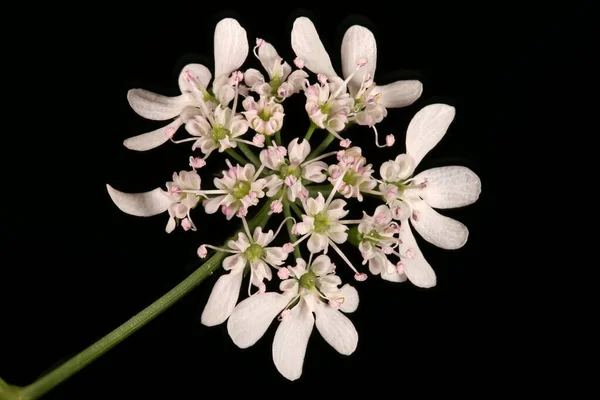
(106, 185, 173, 217)
(123, 118, 182, 151)
(410, 199, 468, 250)
(398, 223, 436, 288)
(272, 300, 314, 381)
(341, 25, 377, 96)
(227, 292, 291, 348)
(411, 166, 481, 209)
(223, 253, 246, 271)
(338, 284, 359, 313)
(372, 80, 422, 108)
(307, 233, 328, 253)
(406, 103, 456, 167)
(213, 18, 249, 79)
(381, 269, 407, 283)
(127, 89, 192, 120)
(201, 271, 243, 327)
(291, 17, 337, 77)
(311, 254, 332, 276)
(178, 64, 212, 93)
(314, 301, 358, 355)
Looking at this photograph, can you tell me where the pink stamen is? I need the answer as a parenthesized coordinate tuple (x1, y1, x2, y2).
(293, 57, 305, 69)
(166, 127, 176, 138)
(181, 218, 192, 231)
(169, 186, 181, 196)
(412, 211, 420, 221)
(330, 168, 342, 179)
(317, 74, 328, 85)
(298, 188, 309, 200)
(386, 134, 395, 147)
(357, 57, 368, 67)
(236, 207, 248, 218)
(405, 248, 416, 259)
(189, 157, 206, 169)
(183, 70, 194, 82)
(278, 267, 290, 279)
(253, 134, 266, 147)
(270, 200, 283, 214)
(385, 186, 398, 202)
(282, 243, 294, 253)
(329, 263, 336, 273)
(256, 38, 265, 47)
(197, 245, 208, 258)
(375, 212, 387, 224)
(381, 246, 393, 254)
(418, 178, 428, 189)
(258, 282, 266, 294)
(291, 223, 301, 235)
(396, 261, 404, 274)
(284, 176, 297, 187)
(328, 299, 341, 309)
(248, 192, 257, 199)
(340, 139, 351, 148)
(354, 273, 368, 282)
(336, 150, 345, 162)
(221, 205, 233, 216)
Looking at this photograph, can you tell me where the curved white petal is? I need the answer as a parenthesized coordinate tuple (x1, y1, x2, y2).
(341, 25, 377, 96)
(201, 271, 243, 327)
(406, 103, 456, 167)
(291, 17, 337, 77)
(382, 269, 407, 283)
(123, 118, 182, 151)
(410, 199, 468, 250)
(315, 301, 358, 355)
(213, 18, 249, 79)
(127, 89, 192, 121)
(411, 166, 481, 209)
(398, 223, 437, 288)
(178, 63, 212, 93)
(372, 80, 423, 108)
(272, 299, 314, 381)
(227, 292, 291, 349)
(338, 284, 359, 313)
(106, 185, 173, 217)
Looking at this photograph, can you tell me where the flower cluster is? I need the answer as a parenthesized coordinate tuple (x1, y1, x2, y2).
(107, 17, 481, 381)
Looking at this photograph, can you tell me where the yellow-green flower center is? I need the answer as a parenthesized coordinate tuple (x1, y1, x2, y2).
(313, 211, 330, 233)
(342, 170, 360, 186)
(299, 270, 317, 289)
(269, 75, 283, 93)
(212, 125, 231, 141)
(243, 243, 264, 262)
(280, 164, 302, 179)
(232, 181, 251, 199)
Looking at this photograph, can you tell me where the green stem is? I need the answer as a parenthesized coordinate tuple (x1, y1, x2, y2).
(3, 200, 273, 400)
(236, 142, 261, 168)
(307, 132, 336, 161)
(283, 199, 301, 259)
(275, 130, 282, 146)
(226, 148, 249, 165)
(307, 185, 333, 198)
(290, 201, 303, 218)
(304, 123, 317, 142)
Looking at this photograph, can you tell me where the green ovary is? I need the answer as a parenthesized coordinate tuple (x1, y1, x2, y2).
(212, 125, 231, 141)
(270, 75, 283, 92)
(299, 270, 317, 289)
(243, 243, 264, 262)
(232, 181, 251, 199)
(313, 211, 330, 233)
(260, 108, 271, 121)
(342, 170, 359, 186)
(280, 164, 302, 179)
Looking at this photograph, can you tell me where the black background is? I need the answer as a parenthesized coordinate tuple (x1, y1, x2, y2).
(0, 2, 586, 398)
